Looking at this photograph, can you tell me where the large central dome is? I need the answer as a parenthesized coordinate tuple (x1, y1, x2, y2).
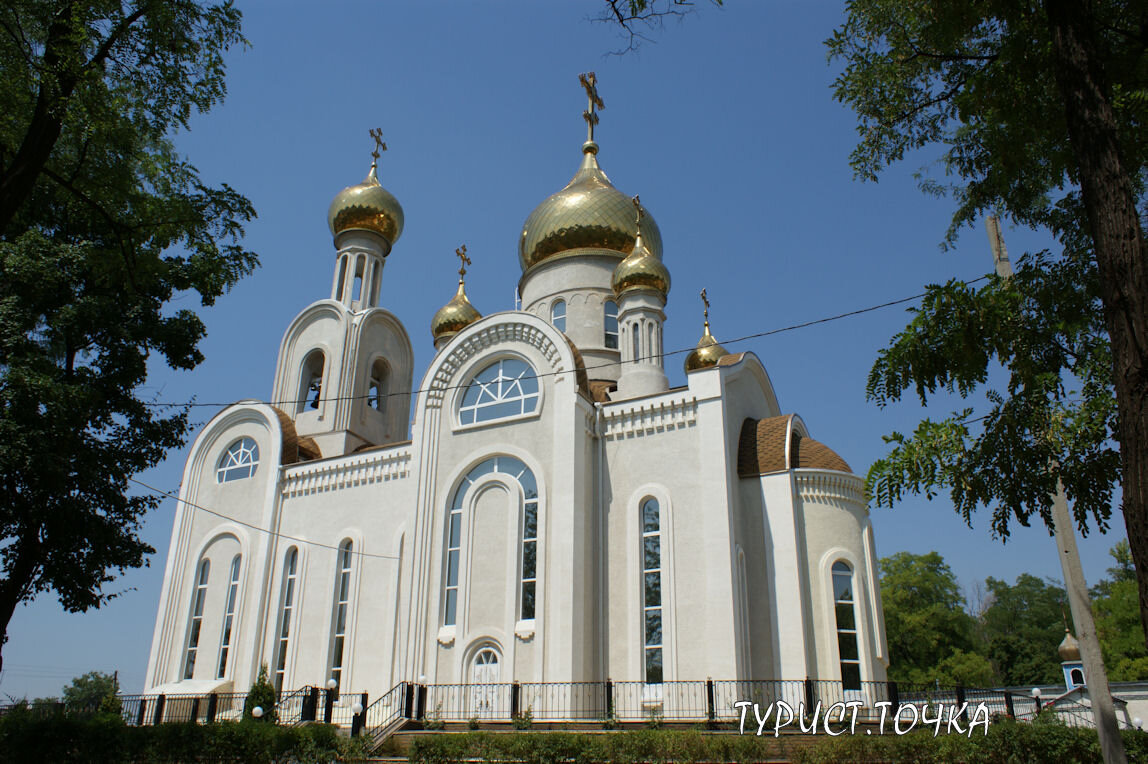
(519, 141, 662, 273)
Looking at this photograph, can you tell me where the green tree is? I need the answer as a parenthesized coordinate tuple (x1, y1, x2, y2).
(828, 0, 1148, 644)
(879, 551, 982, 684)
(0, 0, 256, 673)
(61, 671, 117, 711)
(980, 574, 1069, 686)
(1092, 541, 1148, 680)
(243, 664, 277, 723)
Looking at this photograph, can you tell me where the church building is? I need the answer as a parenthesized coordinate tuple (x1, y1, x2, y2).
(144, 77, 889, 711)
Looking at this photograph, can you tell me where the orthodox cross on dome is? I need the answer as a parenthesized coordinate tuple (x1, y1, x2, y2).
(369, 127, 387, 162)
(700, 288, 711, 328)
(579, 72, 605, 143)
(455, 244, 471, 281)
(632, 195, 643, 226)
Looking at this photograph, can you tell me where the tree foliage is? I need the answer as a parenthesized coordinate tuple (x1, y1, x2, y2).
(829, 0, 1148, 641)
(980, 573, 1070, 686)
(0, 0, 256, 672)
(1092, 540, 1148, 680)
(61, 671, 118, 711)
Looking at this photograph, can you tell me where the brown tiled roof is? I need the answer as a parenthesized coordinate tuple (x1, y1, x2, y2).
(737, 416, 791, 477)
(588, 379, 617, 403)
(562, 336, 591, 398)
(717, 352, 746, 367)
(738, 415, 852, 477)
(271, 407, 300, 464)
(297, 437, 320, 461)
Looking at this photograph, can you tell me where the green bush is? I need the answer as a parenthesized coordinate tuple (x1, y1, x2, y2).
(0, 706, 355, 764)
(243, 663, 278, 723)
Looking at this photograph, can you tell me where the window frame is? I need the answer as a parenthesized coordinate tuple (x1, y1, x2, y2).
(183, 559, 211, 680)
(604, 300, 619, 349)
(273, 548, 300, 695)
(832, 560, 862, 691)
(216, 437, 260, 483)
(327, 540, 354, 692)
(455, 356, 543, 430)
(216, 554, 242, 679)
(550, 300, 566, 332)
(641, 497, 663, 684)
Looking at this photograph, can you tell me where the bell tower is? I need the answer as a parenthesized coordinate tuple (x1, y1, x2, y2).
(270, 130, 413, 458)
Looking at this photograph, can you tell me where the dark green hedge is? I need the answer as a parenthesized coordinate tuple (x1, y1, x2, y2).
(0, 708, 367, 763)
(404, 722, 1148, 764)
(794, 717, 1148, 764)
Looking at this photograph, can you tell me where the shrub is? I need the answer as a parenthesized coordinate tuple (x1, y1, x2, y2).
(243, 663, 277, 723)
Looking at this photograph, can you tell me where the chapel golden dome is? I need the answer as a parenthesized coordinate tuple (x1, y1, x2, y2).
(328, 134, 404, 245)
(519, 141, 662, 273)
(684, 289, 730, 372)
(431, 245, 482, 345)
(612, 214, 671, 298)
(1058, 629, 1081, 662)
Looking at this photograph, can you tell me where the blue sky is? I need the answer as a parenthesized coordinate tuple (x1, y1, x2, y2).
(0, 2, 1127, 699)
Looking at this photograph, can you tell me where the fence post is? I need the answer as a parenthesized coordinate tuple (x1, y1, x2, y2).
(302, 686, 318, 722)
(190, 697, 200, 723)
(153, 695, 166, 726)
(706, 678, 716, 725)
(511, 682, 520, 719)
(955, 684, 969, 724)
(136, 698, 147, 726)
(803, 678, 815, 711)
(324, 686, 334, 724)
(887, 680, 900, 711)
(402, 683, 414, 719)
(206, 693, 218, 723)
(417, 683, 427, 720)
(1033, 693, 1042, 717)
(605, 678, 614, 721)
(351, 692, 367, 737)
(1003, 691, 1015, 719)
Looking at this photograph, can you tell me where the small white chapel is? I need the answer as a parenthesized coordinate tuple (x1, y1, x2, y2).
(144, 76, 889, 707)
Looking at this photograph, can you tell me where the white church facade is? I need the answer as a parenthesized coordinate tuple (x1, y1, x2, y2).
(144, 81, 889, 709)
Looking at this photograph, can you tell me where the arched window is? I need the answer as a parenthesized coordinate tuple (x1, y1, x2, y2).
(550, 300, 566, 332)
(458, 358, 540, 426)
(216, 555, 241, 679)
(469, 646, 502, 717)
(632, 323, 641, 362)
(833, 561, 861, 690)
(274, 548, 299, 695)
(648, 324, 656, 361)
(299, 350, 325, 412)
(183, 560, 210, 680)
(604, 301, 619, 349)
(217, 437, 259, 483)
(368, 359, 388, 413)
(642, 498, 663, 684)
(328, 541, 354, 691)
(444, 456, 538, 626)
(335, 256, 348, 301)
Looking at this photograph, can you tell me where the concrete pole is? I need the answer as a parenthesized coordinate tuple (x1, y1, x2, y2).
(986, 216, 1126, 763)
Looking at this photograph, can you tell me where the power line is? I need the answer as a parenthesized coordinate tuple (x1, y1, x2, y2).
(127, 477, 401, 561)
(144, 275, 990, 413)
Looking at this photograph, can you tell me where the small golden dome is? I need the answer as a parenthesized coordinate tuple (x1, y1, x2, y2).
(1058, 630, 1081, 662)
(431, 280, 481, 344)
(612, 229, 671, 297)
(328, 160, 405, 245)
(685, 322, 730, 372)
(519, 142, 662, 273)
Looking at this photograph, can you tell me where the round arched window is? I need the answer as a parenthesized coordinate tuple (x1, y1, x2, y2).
(459, 358, 540, 425)
(217, 437, 260, 483)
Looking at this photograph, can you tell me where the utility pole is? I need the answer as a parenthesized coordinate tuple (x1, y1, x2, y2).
(987, 216, 1126, 763)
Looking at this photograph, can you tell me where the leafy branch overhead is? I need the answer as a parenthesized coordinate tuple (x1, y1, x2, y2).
(866, 252, 1118, 539)
(0, 0, 256, 672)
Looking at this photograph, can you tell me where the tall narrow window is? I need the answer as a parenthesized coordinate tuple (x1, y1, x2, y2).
(300, 351, 325, 412)
(604, 301, 619, 349)
(368, 360, 388, 413)
(833, 561, 861, 690)
(642, 498, 663, 684)
(632, 323, 640, 362)
(217, 437, 259, 483)
(648, 324, 656, 362)
(335, 256, 348, 301)
(328, 541, 354, 690)
(352, 256, 364, 303)
(216, 555, 241, 678)
(444, 456, 538, 626)
(550, 300, 566, 332)
(183, 560, 210, 680)
(274, 548, 299, 695)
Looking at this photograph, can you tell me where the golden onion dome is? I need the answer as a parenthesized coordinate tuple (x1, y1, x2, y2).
(684, 323, 730, 372)
(1058, 630, 1081, 662)
(612, 228, 671, 297)
(328, 159, 405, 245)
(519, 142, 662, 273)
(431, 280, 482, 344)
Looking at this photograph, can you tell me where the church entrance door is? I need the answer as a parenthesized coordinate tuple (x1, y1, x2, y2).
(469, 647, 502, 719)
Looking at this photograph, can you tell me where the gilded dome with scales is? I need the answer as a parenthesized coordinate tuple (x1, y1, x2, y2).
(519, 141, 663, 273)
(328, 133, 405, 245)
(612, 199, 670, 298)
